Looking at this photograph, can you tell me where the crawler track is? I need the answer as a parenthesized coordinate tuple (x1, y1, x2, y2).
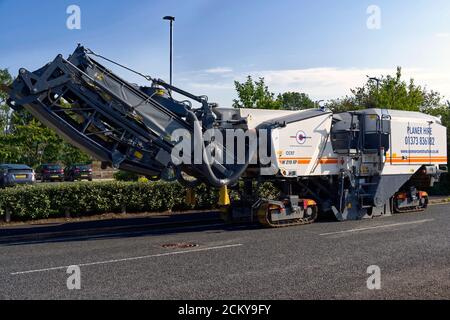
(257, 204, 318, 228)
(394, 196, 429, 214)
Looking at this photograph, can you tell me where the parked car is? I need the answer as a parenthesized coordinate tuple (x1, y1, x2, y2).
(35, 163, 65, 182)
(0, 164, 35, 188)
(64, 164, 93, 181)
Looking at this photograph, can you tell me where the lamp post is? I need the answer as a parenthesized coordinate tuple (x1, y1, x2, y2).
(316, 99, 324, 109)
(163, 16, 175, 86)
(367, 76, 381, 108)
(367, 76, 381, 93)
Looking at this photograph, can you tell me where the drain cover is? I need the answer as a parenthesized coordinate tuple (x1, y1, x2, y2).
(162, 242, 199, 249)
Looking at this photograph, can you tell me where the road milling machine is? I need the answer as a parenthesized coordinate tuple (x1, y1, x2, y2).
(2, 45, 448, 227)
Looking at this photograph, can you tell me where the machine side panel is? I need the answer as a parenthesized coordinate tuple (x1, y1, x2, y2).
(383, 115, 447, 175)
(271, 113, 339, 177)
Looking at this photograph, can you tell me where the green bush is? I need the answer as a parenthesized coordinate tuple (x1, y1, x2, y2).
(0, 180, 282, 222)
(113, 170, 140, 181)
(0, 181, 220, 221)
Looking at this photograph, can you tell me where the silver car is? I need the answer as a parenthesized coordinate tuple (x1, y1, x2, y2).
(0, 164, 35, 187)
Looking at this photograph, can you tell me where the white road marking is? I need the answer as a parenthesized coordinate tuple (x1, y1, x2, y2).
(319, 219, 434, 236)
(10, 243, 243, 275)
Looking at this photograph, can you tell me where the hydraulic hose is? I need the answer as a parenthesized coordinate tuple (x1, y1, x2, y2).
(184, 110, 258, 188)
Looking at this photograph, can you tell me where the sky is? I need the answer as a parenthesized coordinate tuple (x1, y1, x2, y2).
(1, 0, 450, 106)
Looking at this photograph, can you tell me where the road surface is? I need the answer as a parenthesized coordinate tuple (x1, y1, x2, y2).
(0, 203, 449, 299)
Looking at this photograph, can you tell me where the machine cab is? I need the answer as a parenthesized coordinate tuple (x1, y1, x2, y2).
(331, 109, 391, 156)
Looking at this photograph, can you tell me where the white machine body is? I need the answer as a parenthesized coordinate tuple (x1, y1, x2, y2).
(237, 108, 447, 178)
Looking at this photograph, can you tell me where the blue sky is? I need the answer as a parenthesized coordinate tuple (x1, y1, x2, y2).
(1, 0, 450, 106)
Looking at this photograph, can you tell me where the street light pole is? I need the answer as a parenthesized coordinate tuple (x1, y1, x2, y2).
(367, 76, 381, 93)
(163, 16, 175, 86)
(316, 99, 325, 110)
(367, 75, 381, 107)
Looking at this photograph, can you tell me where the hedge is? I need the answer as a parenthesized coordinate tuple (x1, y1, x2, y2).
(113, 170, 140, 181)
(0, 181, 280, 222)
(0, 182, 220, 221)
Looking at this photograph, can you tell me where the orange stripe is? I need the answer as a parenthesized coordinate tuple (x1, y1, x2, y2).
(390, 158, 440, 160)
(278, 158, 339, 165)
(390, 156, 447, 163)
(391, 156, 447, 159)
(390, 158, 448, 161)
(278, 158, 311, 164)
(391, 157, 447, 159)
(390, 159, 447, 163)
(278, 160, 311, 164)
(319, 158, 339, 164)
(278, 157, 447, 165)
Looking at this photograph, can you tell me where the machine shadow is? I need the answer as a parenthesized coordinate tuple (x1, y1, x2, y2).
(0, 211, 339, 247)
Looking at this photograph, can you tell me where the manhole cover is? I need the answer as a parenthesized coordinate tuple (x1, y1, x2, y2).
(162, 242, 199, 249)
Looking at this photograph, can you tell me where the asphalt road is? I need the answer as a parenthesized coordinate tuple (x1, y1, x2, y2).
(0, 203, 449, 300)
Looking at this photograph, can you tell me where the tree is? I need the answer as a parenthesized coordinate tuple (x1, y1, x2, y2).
(276, 92, 315, 110)
(233, 76, 315, 110)
(329, 67, 442, 112)
(326, 96, 362, 113)
(0, 69, 13, 133)
(1, 119, 62, 166)
(233, 76, 281, 109)
(60, 141, 91, 165)
(3, 111, 91, 167)
(425, 103, 450, 194)
(0, 68, 91, 167)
